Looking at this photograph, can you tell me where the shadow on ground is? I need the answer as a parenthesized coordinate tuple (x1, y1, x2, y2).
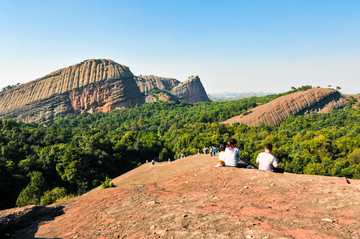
(0, 205, 64, 239)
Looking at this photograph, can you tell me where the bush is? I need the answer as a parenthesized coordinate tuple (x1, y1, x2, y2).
(40, 187, 67, 206)
(101, 177, 116, 189)
(16, 171, 46, 207)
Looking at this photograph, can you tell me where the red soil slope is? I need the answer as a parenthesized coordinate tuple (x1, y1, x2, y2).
(6, 155, 360, 238)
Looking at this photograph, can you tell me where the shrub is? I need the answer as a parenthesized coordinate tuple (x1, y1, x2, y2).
(101, 177, 116, 189)
(40, 187, 67, 206)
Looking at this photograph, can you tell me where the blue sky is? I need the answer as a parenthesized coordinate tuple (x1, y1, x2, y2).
(0, 0, 359, 94)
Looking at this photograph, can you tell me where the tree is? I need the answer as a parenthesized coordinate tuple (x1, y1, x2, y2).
(16, 171, 47, 207)
(348, 149, 360, 165)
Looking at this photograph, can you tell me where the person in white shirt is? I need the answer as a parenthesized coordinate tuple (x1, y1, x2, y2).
(256, 143, 283, 173)
(224, 139, 241, 167)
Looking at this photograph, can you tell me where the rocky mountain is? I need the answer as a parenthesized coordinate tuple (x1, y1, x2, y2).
(171, 76, 211, 103)
(135, 75, 180, 95)
(134, 75, 180, 103)
(222, 88, 349, 126)
(135, 75, 211, 103)
(0, 60, 210, 124)
(3, 155, 360, 238)
(0, 59, 142, 124)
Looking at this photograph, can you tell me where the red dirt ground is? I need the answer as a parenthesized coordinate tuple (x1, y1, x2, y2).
(10, 155, 360, 238)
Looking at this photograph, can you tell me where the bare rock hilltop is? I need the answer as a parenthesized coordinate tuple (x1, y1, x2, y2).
(135, 75, 210, 103)
(0, 59, 210, 124)
(222, 88, 348, 126)
(0, 59, 142, 124)
(171, 76, 211, 103)
(135, 75, 180, 95)
(3, 155, 360, 238)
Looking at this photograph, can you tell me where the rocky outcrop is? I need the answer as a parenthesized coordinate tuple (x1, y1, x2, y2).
(222, 88, 348, 126)
(135, 75, 210, 103)
(135, 75, 180, 103)
(0, 59, 142, 124)
(135, 75, 180, 95)
(0, 60, 210, 124)
(143, 91, 178, 104)
(8, 155, 360, 238)
(171, 76, 210, 103)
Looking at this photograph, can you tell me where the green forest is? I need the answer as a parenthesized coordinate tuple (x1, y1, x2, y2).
(1, 87, 360, 210)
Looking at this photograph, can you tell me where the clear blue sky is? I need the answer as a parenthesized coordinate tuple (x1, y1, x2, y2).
(1, 0, 359, 94)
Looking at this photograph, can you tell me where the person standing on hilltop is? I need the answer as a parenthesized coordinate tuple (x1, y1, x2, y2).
(256, 143, 284, 173)
(203, 146, 208, 155)
(212, 146, 217, 156)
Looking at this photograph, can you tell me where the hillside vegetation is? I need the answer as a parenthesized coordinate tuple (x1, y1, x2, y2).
(1, 87, 359, 210)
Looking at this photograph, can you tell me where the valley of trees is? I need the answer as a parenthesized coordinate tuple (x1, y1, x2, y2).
(1, 87, 360, 210)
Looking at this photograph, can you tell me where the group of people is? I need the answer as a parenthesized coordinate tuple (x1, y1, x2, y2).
(203, 146, 217, 156)
(216, 139, 283, 173)
(148, 139, 282, 173)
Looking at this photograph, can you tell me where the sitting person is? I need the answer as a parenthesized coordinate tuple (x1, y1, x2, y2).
(256, 143, 284, 173)
(224, 139, 247, 168)
(215, 142, 227, 167)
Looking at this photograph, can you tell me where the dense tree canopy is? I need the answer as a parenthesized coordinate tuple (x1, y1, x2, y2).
(1, 87, 359, 209)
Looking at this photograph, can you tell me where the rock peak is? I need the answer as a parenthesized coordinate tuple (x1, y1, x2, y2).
(0, 59, 141, 124)
(171, 75, 210, 103)
(0, 60, 211, 124)
(184, 75, 200, 82)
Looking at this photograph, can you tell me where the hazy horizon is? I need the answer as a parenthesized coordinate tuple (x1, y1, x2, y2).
(1, 1, 359, 94)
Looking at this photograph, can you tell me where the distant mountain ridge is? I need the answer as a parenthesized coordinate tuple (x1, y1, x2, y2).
(222, 88, 349, 126)
(0, 59, 209, 124)
(209, 91, 274, 101)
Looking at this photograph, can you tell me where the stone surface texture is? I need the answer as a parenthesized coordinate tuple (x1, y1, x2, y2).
(135, 75, 180, 95)
(3, 155, 359, 238)
(222, 88, 348, 126)
(0, 59, 143, 124)
(0, 60, 211, 124)
(171, 76, 211, 103)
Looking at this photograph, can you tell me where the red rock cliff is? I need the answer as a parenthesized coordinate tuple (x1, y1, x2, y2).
(171, 76, 210, 103)
(0, 59, 142, 124)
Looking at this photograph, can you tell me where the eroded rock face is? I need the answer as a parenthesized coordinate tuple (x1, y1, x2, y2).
(222, 88, 348, 126)
(0, 60, 210, 124)
(135, 75, 210, 103)
(171, 76, 210, 103)
(135, 75, 180, 95)
(0, 59, 142, 124)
